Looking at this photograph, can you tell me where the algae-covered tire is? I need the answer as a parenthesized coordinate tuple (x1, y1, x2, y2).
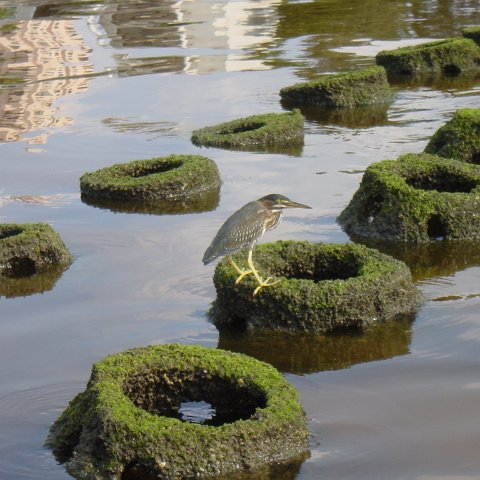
(211, 241, 421, 333)
(191, 110, 304, 149)
(46, 344, 309, 480)
(463, 26, 480, 46)
(0, 223, 72, 277)
(424, 108, 480, 164)
(376, 37, 480, 76)
(338, 153, 480, 242)
(280, 66, 394, 108)
(80, 154, 220, 201)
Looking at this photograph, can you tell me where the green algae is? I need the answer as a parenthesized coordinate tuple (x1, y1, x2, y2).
(337, 153, 480, 242)
(280, 66, 394, 108)
(191, 110, 304, 151)
(376, 37, 480, 76)
(463, 26, 480, 46)
(0, 223, 72, 279)
(80, 154, 220, 202)
(46, 344, 309, 480)
(424, 108, 480, 164)
(210, 241, 421, 334)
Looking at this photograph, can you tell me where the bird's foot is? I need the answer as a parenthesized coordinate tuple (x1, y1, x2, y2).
(235, 269, 253, 284)
(253, 277, 281, 296)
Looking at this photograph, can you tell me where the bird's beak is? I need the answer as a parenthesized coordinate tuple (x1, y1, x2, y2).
(284, 200, 312, 209)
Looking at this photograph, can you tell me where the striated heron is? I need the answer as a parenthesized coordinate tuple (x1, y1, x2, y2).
(203, 194, 311, 295)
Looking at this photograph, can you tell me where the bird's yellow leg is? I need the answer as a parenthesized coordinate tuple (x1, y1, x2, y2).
(228, 256, 253, 284)
(246, 249, 281, 296)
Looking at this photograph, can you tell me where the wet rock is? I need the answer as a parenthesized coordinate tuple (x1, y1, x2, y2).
(376, 37, 480, 76)
(211, 240, 421, 333)
(424, 108, 480, 164)
(46, 344, 309, 480)
(279, 66, 394, 108)
(80, 154, 220, 203)
(338, 153, 480, 242)
(191, 110, 304, 150)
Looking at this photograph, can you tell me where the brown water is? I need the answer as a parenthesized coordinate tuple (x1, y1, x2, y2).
(1, 1, 480, 479)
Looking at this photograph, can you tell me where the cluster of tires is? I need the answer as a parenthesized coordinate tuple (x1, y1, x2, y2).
(3, 26, 479, 480)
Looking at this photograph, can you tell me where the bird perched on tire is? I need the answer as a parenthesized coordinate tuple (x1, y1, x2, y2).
(203, 194, 311, 295)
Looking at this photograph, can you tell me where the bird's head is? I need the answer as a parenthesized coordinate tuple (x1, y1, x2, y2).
(258, 194, 312, 211)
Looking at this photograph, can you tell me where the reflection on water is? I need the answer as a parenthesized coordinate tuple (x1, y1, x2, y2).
(123, 453, 307, 480)
(0, 15, 93, 144)
(218, 315, 413, 375)
(283, 102, 391, 129)
(80, 186, 220, 215)
(0, 264, 70, 298)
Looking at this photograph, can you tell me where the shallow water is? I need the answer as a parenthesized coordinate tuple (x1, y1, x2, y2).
(0, 0, 480, 478)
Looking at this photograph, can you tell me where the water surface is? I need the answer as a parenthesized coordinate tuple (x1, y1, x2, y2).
(1, 1, 480, 479)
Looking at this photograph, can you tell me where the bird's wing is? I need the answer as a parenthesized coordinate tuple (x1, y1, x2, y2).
(202, 201, 266, 264)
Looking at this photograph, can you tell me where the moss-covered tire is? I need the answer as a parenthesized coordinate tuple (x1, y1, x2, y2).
(280, 66, 394, 108)
(46, 344, 309, 480)
(191, 110, 304, 149)
(0, 223, 72, 277)
(424, 108, 480, 164)
(80, 154, 220, 201)
(463, 26, 480, 46)
(376, 37, 480, 76)
(211, 241, 421, 333)
(338, 153, 480, 242)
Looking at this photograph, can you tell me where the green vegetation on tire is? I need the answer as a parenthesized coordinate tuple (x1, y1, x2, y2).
(280, 66, 394, 108)
(376, 37, 480, 76)
(191, 110, 304, 149)
(338, 153, 480, 242)
(211, 240, 421, 333)
(424, 108, 480, 164)
(80, 154, 220, 201)
(0, 223, 72, 277)
(46, 344, 309, 480)
(463, 26, 480, 46)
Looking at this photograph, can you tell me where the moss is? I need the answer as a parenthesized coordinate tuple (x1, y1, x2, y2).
(0, 223, 72, 279)
(424, 108, 480, 164)
(80, 154, 220, 202)
(463, 26, 480, 46)
(46, 344, 309, 480)
(338, 153, 480, 242)
(376, 37, 480, 76)
(191, 110, 304, 150)
(210, 241, 421, 333)
(280, 66, 394, 108)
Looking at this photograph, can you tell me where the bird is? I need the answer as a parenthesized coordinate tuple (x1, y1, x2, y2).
(203, 194, 312, 295)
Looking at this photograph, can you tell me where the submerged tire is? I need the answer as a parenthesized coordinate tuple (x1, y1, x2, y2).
(338, 153, 480, 242)
(280, 66, 394, 108)
(191, 110, 304, 150)
(424, 108, 480, 164)
(376, 37, 480, 76)
(80, 154, 220, 201)
(0, 223, 72, 277)
(46, 344, 309, 480)
(211, 240, 422, 333)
